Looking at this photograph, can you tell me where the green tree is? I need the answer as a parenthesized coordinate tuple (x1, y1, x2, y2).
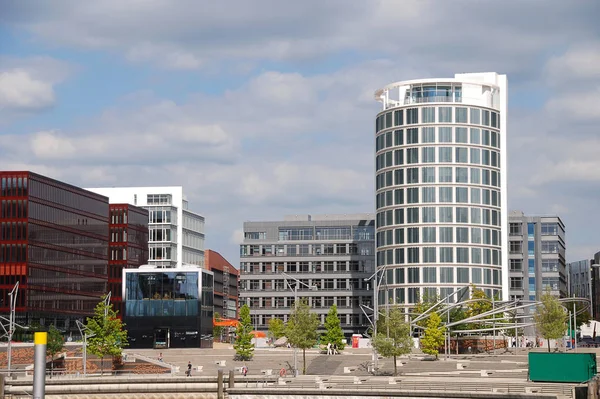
(371, 308, 413, 375)
(466, 285, 493, 332)
(563, 300, 591, 328)
(85, 295, 128, 375)
(213, 312, 224, 342)
(420, 312, 446, 359)
(233, 304, 255, 360)
(46, 325, 64, 376)
(268, 317, 285, 341)
(534, 289, 568, 352)
(286, 299, 319, 375)
(321, 304, 345, 351)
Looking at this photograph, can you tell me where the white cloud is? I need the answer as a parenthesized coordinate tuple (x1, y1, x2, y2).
(0, 69, 55, 111)
(545, 41, 600, 81)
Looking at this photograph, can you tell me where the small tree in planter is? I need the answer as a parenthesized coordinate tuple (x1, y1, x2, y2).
(420, 312, 446, 359)
(233, 304, 255, 361)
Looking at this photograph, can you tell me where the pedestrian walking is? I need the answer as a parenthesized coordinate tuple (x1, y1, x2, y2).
(186, 361, 192, 377)
(326, 342, 332, 355)
(333, 344, 339, 355)
(158, 352, 163, 362)
(242, 365, 248, 376)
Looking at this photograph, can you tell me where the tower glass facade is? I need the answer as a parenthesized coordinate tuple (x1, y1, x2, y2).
(374, 73, 508, 309)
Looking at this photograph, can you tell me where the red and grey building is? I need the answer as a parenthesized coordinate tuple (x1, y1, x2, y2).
(205, 249, 239, 320)
(0, 171, 149, 333)
(108, 204, 150, 316)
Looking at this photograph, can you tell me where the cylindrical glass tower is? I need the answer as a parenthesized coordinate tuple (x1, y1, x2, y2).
(374, 72, 508, 311)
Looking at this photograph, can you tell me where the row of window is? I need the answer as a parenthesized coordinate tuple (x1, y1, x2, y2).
(240, 242, 375, 257)
(377, 225, 502, 247)
(380, 265, 501, 287)
(510, 276, 560, 291)
(376, 186, 501, 209)
(376, 166, 500, 191)
(245, 296, 372, 309)
(510, 259, 561, 272)
(28, 178, 109, 217)
(377, 246, 502, 267)
(508, 222, 563, 236)
(375, 106, 500, 132)
(376, 206, 502, 228)
(376, 147, 501, 171)
(0, 221, 27, 241)
(276, 225, 375, 241)
(241, 259, 374, 274)
(375, 127, 500, 152)
(382, 285, 501, 305)
(509, 240, 563, 254)
(242, 278, 371, 291)
(148, 208, 175, 224)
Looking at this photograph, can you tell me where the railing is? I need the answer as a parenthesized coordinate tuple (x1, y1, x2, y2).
(382, 95, 499, 110)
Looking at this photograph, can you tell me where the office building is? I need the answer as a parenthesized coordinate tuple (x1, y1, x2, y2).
(108, 204, 149, 315)
(206, 249, 239, 319)
(568, 259, 591, 300)
(0, 171, 110, 331)
(123, 265, 214, 348)
(86, 187, 205, 268)
(374, 72, 508, 309)
(239, 214, 375, 337)
(508, 211, 567, 302)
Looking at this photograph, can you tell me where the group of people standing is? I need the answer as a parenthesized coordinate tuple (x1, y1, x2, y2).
(326, 342, 339, 355)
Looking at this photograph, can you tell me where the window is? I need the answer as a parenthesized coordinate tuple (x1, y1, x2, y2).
(482, 129, 490, 146)
(470, 108, 481, 124)
(407, 187, 419, 204)
(455, 127, 468, 143)
(439, 187, 453, 202)
(394, 169, 404, 185)
(406, 108, 419, 124)
(455, 107, 468, 123)
(407, 208, 419, 223)
(407, 168, 419, 184)
(440, 267, 454, 283)
(541, 223, 559, 235)
(394, 110, 404, 126)
(422, 207, 436, 223)
(472, 267, 482, 284)
(422, 127, 435, 143)
(509, 241, 522, 254)
(439, 107, 452, 123)
(470, 148, 480, 164)
(456, 227, 469, 242)
(406, 148, 418, 164)
(510, 277, 523, 289)
(407, 128, 419, 144)
(394, 130, 403, 146)
(394, 189, 404, 204)
(482, 110, 490, 126)
(395, 248, 405, 264)
(439, 167, 453, 182)
(422, 187, 436, 203)
(542, 260, 559, 272)
(422, 167, 435, 182)
(510, 259, 523, 271)
(407, 248, 419, 263)
(422, 147, 435, 163)
(439, 127, 452, 142)
(439, 207, 453, 223)
(470, 128, 480, 144)
(456, 167, 468, 183)
(541, 241, 560, 254)
(422, 107, 435, 123)
(456, 248, 469, 263)
(407, 227, 419, 243)
(395, 228, 404, 244)
(394, 150, 403, 166)
(471, 168, 480, 184)
(471, 188, 481, 204)
(456, 147, 468, 163)
(395, 209, 404, 224)
(439, 227, 453, 242)
(439, 147, 452, 162)
(395, 268, 405, 284)
(457, 268, 469, 283)
(408, 267, 420, 283)
(422, 226, 436, 242)
(423, 266, 437, 281)
(471, 208, 481, 224)
(440, 247, 453, 262)
(456, 188, 468, 203)
(471, 227, 481, 243)
(408, 287, 419, 303)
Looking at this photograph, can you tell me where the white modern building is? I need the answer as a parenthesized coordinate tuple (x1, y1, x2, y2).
(86, 186, 205, 268)
(374, 72, 508, 311)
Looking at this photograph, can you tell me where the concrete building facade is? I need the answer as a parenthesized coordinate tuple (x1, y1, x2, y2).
(508, 211, 567, 302)
(374, 72, 508, 308)
(239, 214, 375, 336)
(86, 187, 205, 268)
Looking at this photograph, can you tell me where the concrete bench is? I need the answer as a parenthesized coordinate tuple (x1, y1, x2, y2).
(215, 360, 226, 367)
(261, 369, 272, 376)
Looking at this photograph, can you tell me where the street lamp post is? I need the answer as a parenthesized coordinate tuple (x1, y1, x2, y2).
(281, 272, 316, 377)
(76, 320, 95, 376)
(7, 282, 19, 374)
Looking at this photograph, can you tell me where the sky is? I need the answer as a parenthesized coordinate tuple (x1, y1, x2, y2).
(1, 0, 599, 267)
